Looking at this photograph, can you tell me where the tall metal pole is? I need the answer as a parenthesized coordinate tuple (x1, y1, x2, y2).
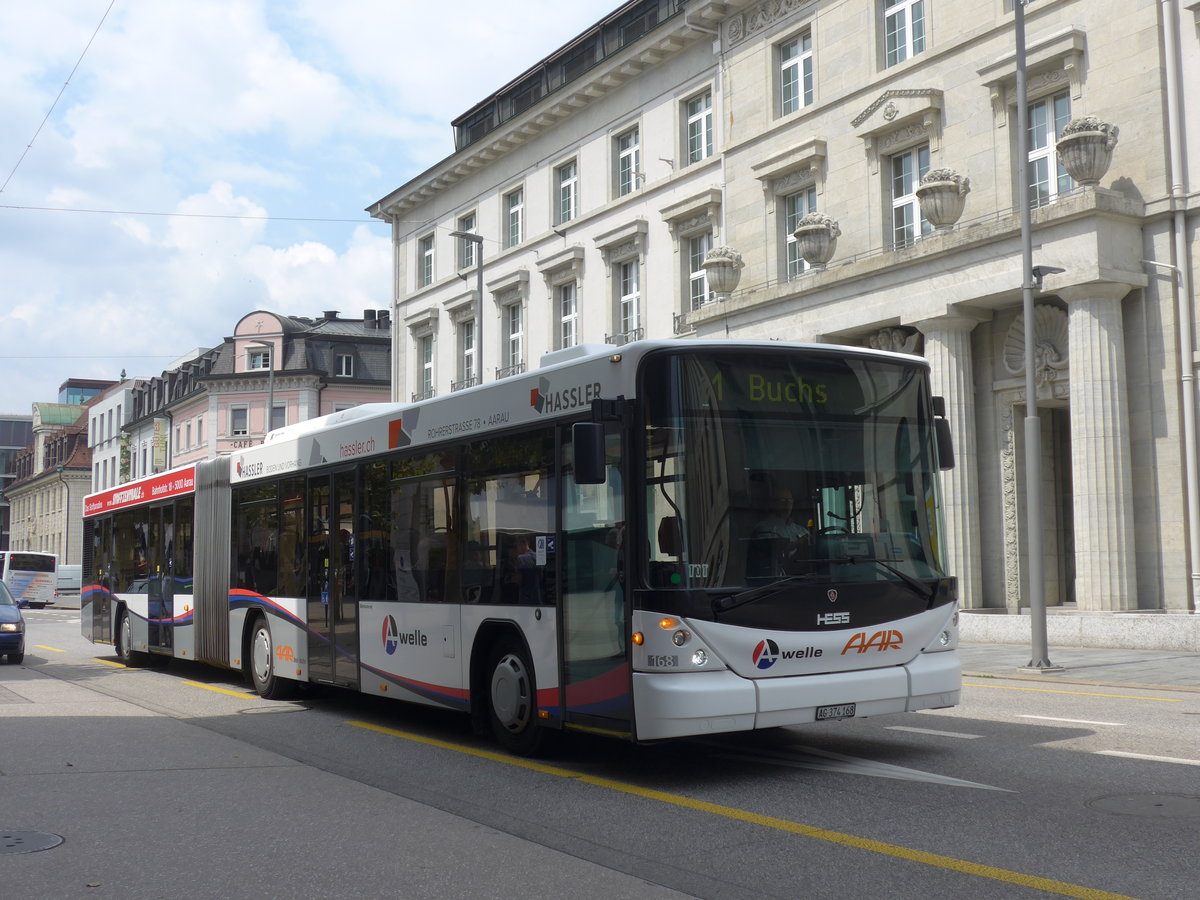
(1016, 0, 1056, 670)
(267, 354, 275, 432)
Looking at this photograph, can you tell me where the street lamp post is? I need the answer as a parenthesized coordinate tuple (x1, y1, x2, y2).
(1015, 0, 1063, 672)
(451, 230, 485, 385)
(56, 465, 69, 565)
(249, 341, 276, 435)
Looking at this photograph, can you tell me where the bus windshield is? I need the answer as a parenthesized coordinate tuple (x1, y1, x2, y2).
(642, 349, 947, 591)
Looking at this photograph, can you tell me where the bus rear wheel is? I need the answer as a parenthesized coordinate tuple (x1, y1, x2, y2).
(486, 637, 547, 756)
(115, 610, 150, 667)
(248, 616, 299, 700)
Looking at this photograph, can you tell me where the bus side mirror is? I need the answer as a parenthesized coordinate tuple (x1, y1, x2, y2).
(573, 422, 606, 485)
(935, 418, 955, 471)
(931, 395, 954, 470)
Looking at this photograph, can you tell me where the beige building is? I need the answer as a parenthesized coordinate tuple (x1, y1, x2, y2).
(370, 0, 1199, 622)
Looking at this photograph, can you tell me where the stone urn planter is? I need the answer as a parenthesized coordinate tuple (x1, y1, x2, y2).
(1056, 116, 1119, 186)
(916, 168, 971, 231)
(701, 246, 745, 301)
(792, 213, 840, 270)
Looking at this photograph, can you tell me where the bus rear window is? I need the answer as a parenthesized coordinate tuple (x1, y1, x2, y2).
(9, 553, 56, 573)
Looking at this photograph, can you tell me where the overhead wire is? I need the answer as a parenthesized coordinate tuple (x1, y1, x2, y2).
(0, 0, 118, 195)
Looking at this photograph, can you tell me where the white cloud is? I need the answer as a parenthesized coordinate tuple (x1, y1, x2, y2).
(0, 0, 623, 414)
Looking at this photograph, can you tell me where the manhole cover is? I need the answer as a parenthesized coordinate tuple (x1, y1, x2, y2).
(1087, 794, 1200, 818)
(0, 832, 64, 854)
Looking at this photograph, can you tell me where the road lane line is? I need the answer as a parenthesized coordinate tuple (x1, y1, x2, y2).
(965, 682, 1180, 702)
(1096, 751, 1200, 767)
(885, 726, 983, 739)
(1018, 715, 1125, 726)
(34, 644, 66, 653)
(93, 658, 126, 668)
(182, 680, 256, 699)
(347, 719, 1140, 900)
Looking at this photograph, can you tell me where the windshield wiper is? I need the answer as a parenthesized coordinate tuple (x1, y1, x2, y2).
(826, 556, 939, 606)
(712, 573, 820, 617)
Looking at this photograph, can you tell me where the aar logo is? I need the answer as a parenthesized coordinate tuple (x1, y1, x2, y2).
(382, 615, 400, 655)
(751, 638, 780, 670)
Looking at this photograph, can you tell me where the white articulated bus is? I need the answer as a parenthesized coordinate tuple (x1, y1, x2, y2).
(80, 340, 960, 754)
(1, 551, 58, 609)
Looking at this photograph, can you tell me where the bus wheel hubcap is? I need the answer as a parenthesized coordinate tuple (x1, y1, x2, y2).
(491, 654, 530, 732)
(253, 629, 271, 681)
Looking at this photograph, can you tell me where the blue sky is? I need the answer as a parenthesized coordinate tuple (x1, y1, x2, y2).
(0, 0, 618, 415)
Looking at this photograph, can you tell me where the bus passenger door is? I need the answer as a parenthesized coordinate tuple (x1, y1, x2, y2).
(306, 470, 360, 687)
(560, 422, 632, 735)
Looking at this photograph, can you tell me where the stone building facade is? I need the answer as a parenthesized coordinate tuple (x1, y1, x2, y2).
(370, 0, 1199, 615)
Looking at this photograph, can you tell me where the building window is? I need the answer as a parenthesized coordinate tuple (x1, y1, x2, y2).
(185, 423, 192, 448)
(685, 90, 713, 164)
(884, 0, 925, 67)
(619, 261, 640, 336)
(688, 231, 713, 310)
(1027, 89, 1073, 208)
(890, 144, 930, 249)
(557, 161, 578, 224)
(197, 416, 203, 446)
(559, 283, 578, 349)
(784, 187, 818, 278)
(780, 32, 814, 115)
(505, 188, 524, 248)
(335, 353, 354, 377)
(459, 320, 477, 388)
(457, 213, 477, 268)
(503, 302, 523, 373)
(418, 234, 435, 287)
(418, 335, 434, 398)
(230, 406, 248, 437)
(616, 127, 640, 196)
(248, 348, 270, 371)
(270, 404, 287, 431)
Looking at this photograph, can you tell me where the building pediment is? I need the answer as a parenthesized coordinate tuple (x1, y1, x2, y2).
(852, 89, 943, 173)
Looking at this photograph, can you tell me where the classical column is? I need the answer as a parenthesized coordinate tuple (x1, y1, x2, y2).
(1059, 283, 1137, 610)
(915, 315, 985, 608)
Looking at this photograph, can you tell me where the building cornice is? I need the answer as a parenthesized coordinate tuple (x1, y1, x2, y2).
(368, 1, 754, 220)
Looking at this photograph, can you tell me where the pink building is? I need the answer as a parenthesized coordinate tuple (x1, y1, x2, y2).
(125, 309, 391, 476)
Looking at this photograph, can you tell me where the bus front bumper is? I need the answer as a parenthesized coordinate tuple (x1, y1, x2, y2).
(632, 651, 961, 742)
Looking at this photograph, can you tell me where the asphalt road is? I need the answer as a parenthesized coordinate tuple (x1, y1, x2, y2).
(3, 608, 1197, 900)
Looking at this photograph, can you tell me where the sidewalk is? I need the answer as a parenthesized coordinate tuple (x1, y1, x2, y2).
(959, 641, 1200, 693)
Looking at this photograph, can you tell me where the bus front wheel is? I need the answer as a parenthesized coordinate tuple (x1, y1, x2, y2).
(486, 637, 547, 756)
(248, 616, 299, 700)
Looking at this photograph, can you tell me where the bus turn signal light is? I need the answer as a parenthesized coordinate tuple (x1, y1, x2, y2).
(632, 632, 644, 645)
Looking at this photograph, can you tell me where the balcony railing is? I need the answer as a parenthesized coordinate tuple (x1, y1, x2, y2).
(672, 311, 695, 335)
(450, 376, 480, 393)
(411, 388, 436, 402)
(604, 326, 644, 346)
(495, 361, 526, 380)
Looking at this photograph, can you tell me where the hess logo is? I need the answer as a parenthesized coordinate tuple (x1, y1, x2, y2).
(841, 630, 904, 655)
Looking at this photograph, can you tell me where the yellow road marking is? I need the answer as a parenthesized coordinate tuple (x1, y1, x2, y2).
(34, 644, 66, 653)
(347, 720, 1139, 900)
(965, 682, 1181, 702)
(183, 680, 254, 699)
(93, 658, 126, 668)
